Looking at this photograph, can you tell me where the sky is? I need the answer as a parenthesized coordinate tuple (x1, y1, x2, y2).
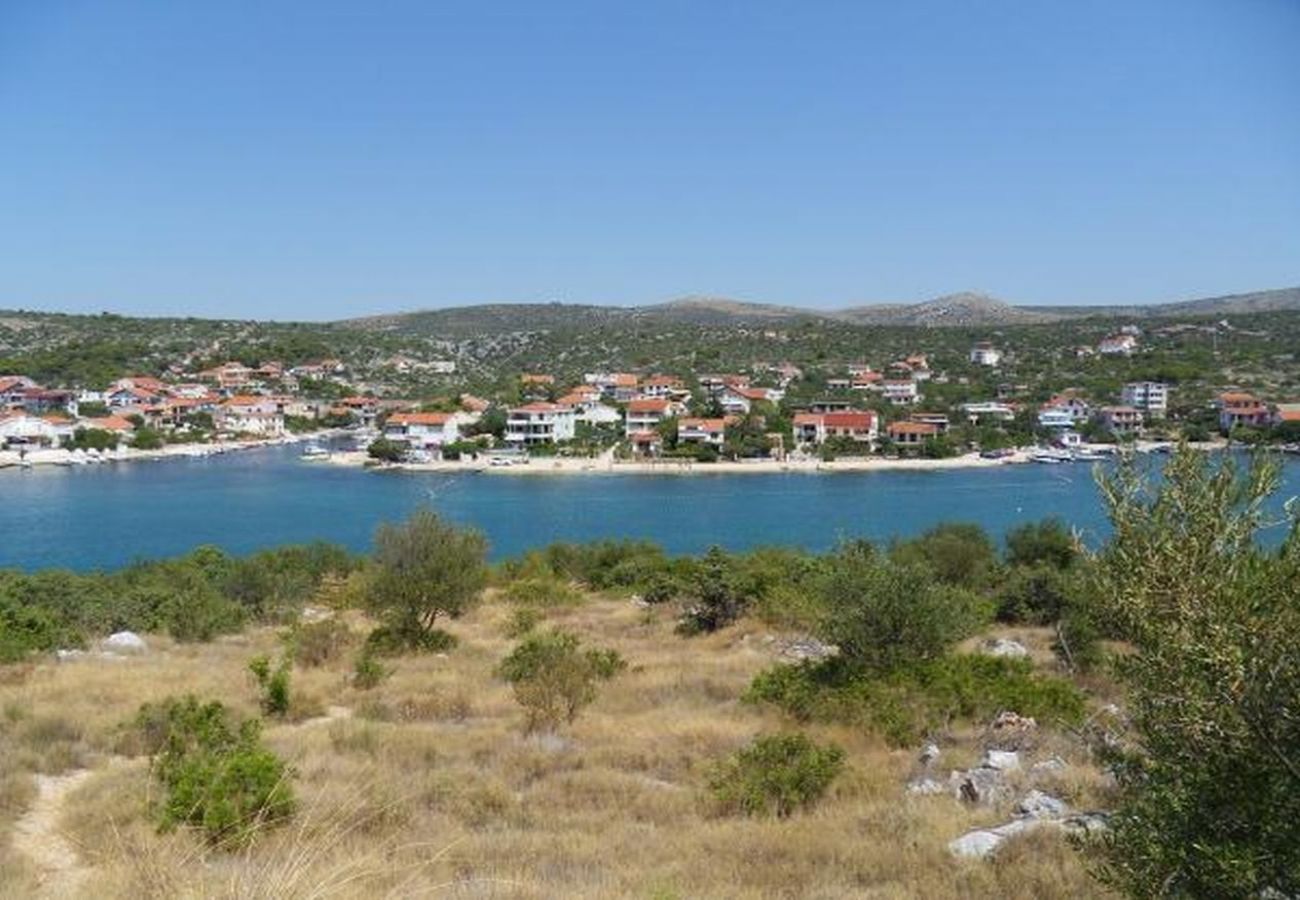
(1, 1, 1298, 320)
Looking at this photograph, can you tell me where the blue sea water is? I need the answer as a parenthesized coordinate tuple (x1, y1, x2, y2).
(1, 445, 1296, 571)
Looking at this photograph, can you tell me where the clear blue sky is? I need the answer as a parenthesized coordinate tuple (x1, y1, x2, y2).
(1, 1, 1297, 320)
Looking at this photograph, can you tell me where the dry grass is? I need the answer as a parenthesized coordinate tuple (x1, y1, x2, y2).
(0, 599, 1114, 899)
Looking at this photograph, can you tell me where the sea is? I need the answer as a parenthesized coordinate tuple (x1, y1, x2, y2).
(2, 443, 1296, 571)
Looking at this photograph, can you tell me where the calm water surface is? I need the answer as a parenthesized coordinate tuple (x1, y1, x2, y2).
(2, 445, 1296, 571)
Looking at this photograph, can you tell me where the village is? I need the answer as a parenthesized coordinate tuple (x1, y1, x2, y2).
(3, 327, 1298, 471)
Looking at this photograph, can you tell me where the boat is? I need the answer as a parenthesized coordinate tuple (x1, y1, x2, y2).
(1071, 449, 1107, 461)
(300, 443, 331, 460)
(1030, 450, 1072, 464)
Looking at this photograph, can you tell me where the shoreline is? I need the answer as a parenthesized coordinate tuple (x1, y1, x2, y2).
(0, 430, 339, 470)
(324, 440, 1230, 477)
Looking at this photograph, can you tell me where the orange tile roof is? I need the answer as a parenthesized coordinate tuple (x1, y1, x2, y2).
(388, 412, 453, 426)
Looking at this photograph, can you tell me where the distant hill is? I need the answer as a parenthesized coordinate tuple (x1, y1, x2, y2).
(831, 292, 1062, 327)
(340, 286, 1300, 335)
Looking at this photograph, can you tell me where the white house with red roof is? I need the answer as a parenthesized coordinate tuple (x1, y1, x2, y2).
(881, 380, 919, 406)
(506, 402, 576, 445)
(383, 412, 461, 450)
(792, 411, 878, 448)
(677, 416, 731, 447)
(624, 397, 685, 435)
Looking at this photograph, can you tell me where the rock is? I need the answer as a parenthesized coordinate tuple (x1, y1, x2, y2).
(949, 829, 1005, 859)
(919, 742, 941, 766)
(774, 637, 838, 662)
(951, 766, 1010, 805)
(1031, 755, 1068, 775)
(1016, 789, 1068, 820)
(905, 777, 945, 796)
(101, 631, 147, 653)
(983, 638, 1030, 658)
(982, 749, 1021, 771)
(991, 710, 1037, 732)
(55, 649, 85, 661)
(1061, 812, 1110, 835)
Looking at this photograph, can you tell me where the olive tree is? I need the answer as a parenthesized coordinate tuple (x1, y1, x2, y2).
(1092, 447, 1300, 897)
(366, 509, 488, 652)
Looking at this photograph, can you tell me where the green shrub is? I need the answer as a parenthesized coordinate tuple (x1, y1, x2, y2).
(707, 733, 844, 818)
(503, 607, 542, 638)
(248, 655, 291, 718)
(364, 625, 457, 656)
(816, 550, 989, 673)
(352, 645, 390, 690)
(746, 656, 1085, 747)
(502, 575, 584, 608)
(1004, 518, 1078, 569)
(287, 618, 352, 668)
(497, 630, 625, 732)
(137, 696, 294, 847)
(889, 523, 998, 589)
(678, 546, 748, 634)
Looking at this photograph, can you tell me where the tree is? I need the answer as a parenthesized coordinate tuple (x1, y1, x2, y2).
(817, 548, 987, 673)
(497, 629, 625, 731)
(366, 509, 488, 651)
(1091, 447, 1300, 897)
(889, 522, 998, 589)
(678, 546, 747, 634)
(1005, 517, 1077, 569)
(366, 437, 405, 462)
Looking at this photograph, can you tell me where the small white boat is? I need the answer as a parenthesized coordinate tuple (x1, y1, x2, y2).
(1031, 450, 1072, 464)
(300, 443, 330, 460)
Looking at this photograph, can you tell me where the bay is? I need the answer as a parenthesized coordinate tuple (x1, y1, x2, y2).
(2, 445, 1296, 571)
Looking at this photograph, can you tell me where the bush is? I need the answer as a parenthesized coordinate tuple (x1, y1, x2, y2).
(248, 655, 291, 718)
(707, 733, 844, 817)
(364, 624, 457, 656)
(889, 523, 998, 589)
(678, 546, 748, 634)
(366, 509, 487, 653)
(497, 630, 625, 732)
(286, 618, 352, 668)
(137, 696, 294, 847)
(817, 550, 989, 673)
(746, 655, 1085, 747)
(352, 645, 390, 690)
(503, 607, 541, 638)
(366, 437, 405, 462)
(502, 575, 584, 608)
(1004, 518, 1077, 569)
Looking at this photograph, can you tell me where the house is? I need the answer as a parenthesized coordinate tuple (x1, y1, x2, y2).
(1216, 392, 1270, 433)
(718, 386, 774, 415)
(383, 412, 460, 451)
(557, 389, 621, 425)
(506, 402, 576, 445)
(0, 376, 38, 408)
(459, 394, 491, 413)
(520, 373, 555, 386)
(107, 384, 166, 409)
(792, 411, 878, 448)
(969, 343, 1002, 366)
(624, 398, 683, 435)
(1121, 382, 1168, 418)
(339, 396, 380, 427)
(1038, 407, 1079, 430)
(0, 412, 63, 447)
(886, 420, 940, 447)
(1040, 392, 1091, 425)
(198, 362, 255, 390)
(825, 377, 852, 391)
(909, 412, 950, 433)
(678, 417, 730, 447)
(881, 380, 919, 406)
(1098, 334, 1139, 356)
(628, 431, 663, 458)
(768, 362, 803, 386)
(216, 397, 286, 436)
(1096, 406, 1143, 433)
(639, 375, 686, 399)
(961, 401, 1016, 422)
(809, 398, 854, 413)
(80, 415, 135, 436)
(850, 371, 882, 390)
(584, 372, 640, 402)
(846, 362, 874, 376)
(1274, 404, 1300, 427)
(17, 388, 78, 416)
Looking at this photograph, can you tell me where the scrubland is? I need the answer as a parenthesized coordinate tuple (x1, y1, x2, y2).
(0, 592, 1110, 900)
